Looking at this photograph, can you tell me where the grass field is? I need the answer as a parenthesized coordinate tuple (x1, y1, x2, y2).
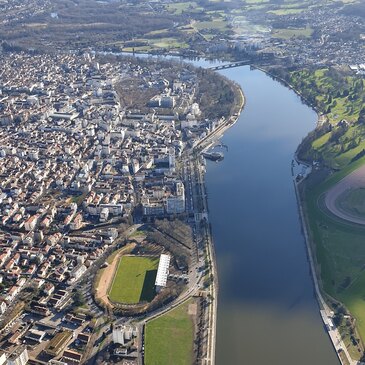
(290, 68, 365, 127)
(304, 156, 365, 359)
(336, 188, 365, 218)
(149, 37, 189, 49)
(289, 68, 365, 169)
(268, 8, 305, 15)
(108, 256, 159, 304)
(93, 244, 135, 294)
(272, 27, 313, 39)
(166, 2, 200, 14)
(194, 19, 229, 32)
(144, 300, 195, 365)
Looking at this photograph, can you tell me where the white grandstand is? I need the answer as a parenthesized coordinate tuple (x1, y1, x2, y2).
(155, 254, 170, 292)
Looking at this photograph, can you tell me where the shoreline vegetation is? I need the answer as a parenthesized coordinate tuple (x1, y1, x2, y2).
(264, 65, 365, 363)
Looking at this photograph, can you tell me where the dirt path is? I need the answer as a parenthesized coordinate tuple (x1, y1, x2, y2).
(94, 243, 136, 309)
(325, 163, 365, 225)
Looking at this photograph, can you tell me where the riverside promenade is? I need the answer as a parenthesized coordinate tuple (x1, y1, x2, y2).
(192, 81, 245, 365)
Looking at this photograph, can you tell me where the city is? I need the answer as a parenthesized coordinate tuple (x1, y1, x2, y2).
(0, 50, 243, 364)
(0, 0, 364, 365)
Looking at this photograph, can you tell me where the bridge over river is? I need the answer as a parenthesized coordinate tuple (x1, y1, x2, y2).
(208, 60, 251, 70)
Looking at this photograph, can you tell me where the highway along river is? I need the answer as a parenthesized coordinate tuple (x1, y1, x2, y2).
(204, 66, 340, 365)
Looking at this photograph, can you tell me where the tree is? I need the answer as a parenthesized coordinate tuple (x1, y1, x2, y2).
(73, 290, 85, 307)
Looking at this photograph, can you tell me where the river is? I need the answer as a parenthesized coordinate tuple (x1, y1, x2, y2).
(116, 52, 339, 364)
(204, 66, 339, 365)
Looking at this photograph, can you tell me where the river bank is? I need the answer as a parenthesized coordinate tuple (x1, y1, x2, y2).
(266, 61, 365, 363)
(255, 63, 355, 365)
(294, 175, 355, 365)
(253, 65, 324, 126)
(191, 75, 245, 365)
(204, 65, 339, 365)
(195, 82, 245, 153)
(113, 51, 338, 364)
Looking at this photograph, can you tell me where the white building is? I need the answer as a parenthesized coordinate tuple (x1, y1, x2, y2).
(99, 207, 109, 222)
(24, 215, 38, 232)
(155, 254, 170, 292)
(87, 203, 123, 217)
(49, 361, 67, 365)
(166, 182, 185, 214)
(0, 301, 6, 315)
(7, 346, 29, 365)
(112, 324, 138, 345)
(168, 147, 176, 173)
(0, 353, 6, 365)
(68, 264, 87, 284)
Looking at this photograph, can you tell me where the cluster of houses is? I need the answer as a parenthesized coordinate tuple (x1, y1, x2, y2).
(0, 312, 93, 365)
(0, 50, 220, 363)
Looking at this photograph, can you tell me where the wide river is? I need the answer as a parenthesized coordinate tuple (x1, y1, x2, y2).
(120, 53, 338, 364)
(204, 66, 340, 365)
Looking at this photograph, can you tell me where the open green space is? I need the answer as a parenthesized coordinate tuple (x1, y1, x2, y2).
(268, 8, 305, 15)
(166, 1, 201, 14)
(290, 68, 365, 126)
(122, 35, 189, 51)
(312, 131, 331, 150)
(194, 19, 229, 32)
(304, 156, 365, 358)
(285, 67, 365, 169)
(144, 300, 195, 365)
(149, 37, 189, 49)
(272, 27, 313, 39)
(336, 188, 365, 219)
(108, 256, 159, 304)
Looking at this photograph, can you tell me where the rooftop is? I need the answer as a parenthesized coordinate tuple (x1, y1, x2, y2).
(155, 254, 170, 288)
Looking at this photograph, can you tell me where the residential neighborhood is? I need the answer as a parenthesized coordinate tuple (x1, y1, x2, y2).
(0, 50, 231, 365)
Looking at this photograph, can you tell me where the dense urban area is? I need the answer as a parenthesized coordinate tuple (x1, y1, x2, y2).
(0, 0, 364, 364)
(0, 48, 242, 365)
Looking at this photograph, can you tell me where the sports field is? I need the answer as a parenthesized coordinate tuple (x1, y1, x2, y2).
(325, 163, 365, 224)
(108, 256, 159, 304)
(144, 300, 195, 365)
(336, 188, 365, 219)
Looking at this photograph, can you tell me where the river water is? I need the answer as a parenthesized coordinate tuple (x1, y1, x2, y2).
(204, 66, 340, 365)
(118, 52, 338, 364)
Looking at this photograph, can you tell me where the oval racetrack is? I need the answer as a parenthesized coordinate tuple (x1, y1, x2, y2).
(325, 164, 365, 225)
